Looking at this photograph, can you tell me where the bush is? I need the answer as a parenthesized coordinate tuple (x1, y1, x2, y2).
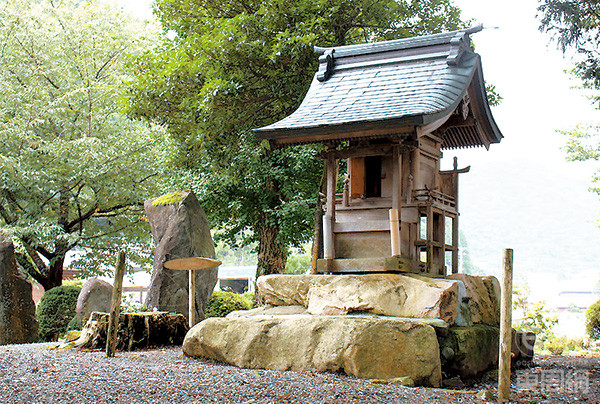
(586, 299, 600, 340)
(66, 316, 83, 331)
(205, 290, 252, 318)
(544, 335, 567, 355)
(36, 285, 81, 341)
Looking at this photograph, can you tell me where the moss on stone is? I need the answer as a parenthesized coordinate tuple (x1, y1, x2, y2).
(152, 191, 188, 206)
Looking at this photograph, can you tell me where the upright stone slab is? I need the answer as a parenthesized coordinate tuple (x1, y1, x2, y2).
(76, 278, 112, 323)
(0, 232, 38, 344)
(144, 191, 217, 321)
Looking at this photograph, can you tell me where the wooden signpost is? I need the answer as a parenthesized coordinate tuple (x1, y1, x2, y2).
(163, 257, 222, 328)
(106, 251, 126, 358)
(498, 248, 513, 402)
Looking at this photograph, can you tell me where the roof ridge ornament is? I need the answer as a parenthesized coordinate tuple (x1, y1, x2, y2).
(446, 32, 469, 66)
(317, 49, 335, 82)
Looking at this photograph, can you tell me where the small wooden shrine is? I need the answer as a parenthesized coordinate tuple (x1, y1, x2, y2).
(255, 26, 503, 276)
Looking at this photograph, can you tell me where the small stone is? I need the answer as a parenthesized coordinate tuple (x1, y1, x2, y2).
(442, 376, 464, 388)
(476, 389, 494, 401)
(388, 376, 415, 387)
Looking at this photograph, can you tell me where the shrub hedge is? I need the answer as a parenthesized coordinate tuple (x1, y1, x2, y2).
(36, 285, 81, 341)
(586, 299, 600, 340)
(205, 290, 253, 318)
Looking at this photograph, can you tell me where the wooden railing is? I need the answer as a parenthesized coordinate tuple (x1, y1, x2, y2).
(412, 188, 456, 208)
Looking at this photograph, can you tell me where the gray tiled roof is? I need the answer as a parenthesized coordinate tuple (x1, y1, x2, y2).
(255, 27, 502, 147)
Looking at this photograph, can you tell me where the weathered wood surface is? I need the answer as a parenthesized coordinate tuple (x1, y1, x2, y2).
(76, 312, 189, 351)
(498, 248, 513, 402)
(106, 251, 126, 358)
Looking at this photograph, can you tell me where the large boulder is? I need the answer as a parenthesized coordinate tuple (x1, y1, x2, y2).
(226, 304, 308, 318)
(0, 232, 38, 344)
(439, 325, 499, 378)
(76, 278, 112, 323)
(144, 191, 218, 321)
(447, 274, 500, 326)
(258, 274, 459, 324)
(183, 315, 442, 386)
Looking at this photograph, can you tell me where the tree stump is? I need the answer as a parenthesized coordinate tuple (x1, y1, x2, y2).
(75, 312, 188, 351)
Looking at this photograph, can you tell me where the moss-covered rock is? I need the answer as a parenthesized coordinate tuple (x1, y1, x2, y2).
(151, 191, 188, 206)
(439, 324, 499, 379)
(36, 285, 81, 342)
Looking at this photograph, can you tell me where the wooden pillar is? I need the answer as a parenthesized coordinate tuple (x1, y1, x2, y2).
(106, 251, 126, 358)
(188, 270, 196, 328)
(433, 212, 445, 275)
(391, 145, 402, 256)
(498, 248, 514, 402)
(323, 151, 337, 260)
(452, 157, 459, 273)
(451, 215, 459, 273)
(426, 205, 433, 272)
(411, 148, 420, 199)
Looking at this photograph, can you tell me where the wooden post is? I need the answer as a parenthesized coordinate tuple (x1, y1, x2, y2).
(323, 150, 337, 260)
(426, 205, 434, 272)
(389, 209, 400, 256)
(106, 251, 126, 358)
(189, 270, 196, 328)
(498, 248, 513, 402)
(452, 157, 459, 273)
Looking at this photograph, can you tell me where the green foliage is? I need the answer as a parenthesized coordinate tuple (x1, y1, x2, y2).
(152, 191, 188, 206)
(485, 84, 503, 107)
(36, 285, 81, 341)
(121, 296, 152, 313)
(513, 285, 558, 349)
(129, 0, 469, 276)
(0, 0, 164, 289)
(205, 290, 253, 318)
(542, 334, 590, 355)
(538, 0, 600, 99)
(67, 316, 83, 331)
(214, 236, 258, 266)
(586, 298, 600, 340)
(538, 0, 600, 219)
(458, 231, 483, 275)
(285, 245, 311, 274)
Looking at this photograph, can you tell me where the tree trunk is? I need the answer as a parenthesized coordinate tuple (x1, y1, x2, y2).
(256, 222, 287, 277)
(43, 254, 65, 291)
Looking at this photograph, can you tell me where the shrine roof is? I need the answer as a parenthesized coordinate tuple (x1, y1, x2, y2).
(254, 26, 503, 149)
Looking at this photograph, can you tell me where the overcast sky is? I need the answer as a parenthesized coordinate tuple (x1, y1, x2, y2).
(119, 0, 600, 295)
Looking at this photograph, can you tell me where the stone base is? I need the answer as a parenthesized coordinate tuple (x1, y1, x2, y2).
(183, 315, 442, 387)
(439, 325, 499, 379)
(75, 311, 188, 351)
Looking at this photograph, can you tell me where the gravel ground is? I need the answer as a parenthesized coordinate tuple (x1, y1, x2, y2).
(0, 343, 598, 403)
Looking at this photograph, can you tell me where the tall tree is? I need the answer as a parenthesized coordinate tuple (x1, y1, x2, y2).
(129, 0, 468, 276)
(0, 0, 162, 290)
(538, 0, 600, 211)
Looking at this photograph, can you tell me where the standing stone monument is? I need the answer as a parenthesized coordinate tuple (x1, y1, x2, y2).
(0, 232, 38, 344)
(144, 191, 218, 321)
(76, 278, 113, 324)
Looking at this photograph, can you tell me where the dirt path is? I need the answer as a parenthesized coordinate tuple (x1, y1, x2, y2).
(0, 343, 598, 403)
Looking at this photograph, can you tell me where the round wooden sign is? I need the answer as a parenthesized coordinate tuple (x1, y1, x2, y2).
(163, 257, 222, 271)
